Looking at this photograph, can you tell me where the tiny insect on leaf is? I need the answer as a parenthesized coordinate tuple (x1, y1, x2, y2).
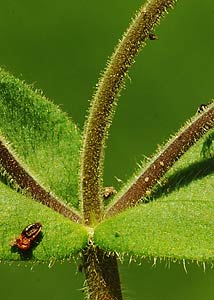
(11, 222, 42, 251)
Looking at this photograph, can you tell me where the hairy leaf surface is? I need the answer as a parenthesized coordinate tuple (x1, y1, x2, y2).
(0, 68, 81, 208)
(0, 182, 88, 261)
(94, 131, 214, 262)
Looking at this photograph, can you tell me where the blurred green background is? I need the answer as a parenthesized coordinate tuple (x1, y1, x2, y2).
(1, 0, 214, 299)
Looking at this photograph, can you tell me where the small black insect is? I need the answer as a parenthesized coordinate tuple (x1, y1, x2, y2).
(149, 33, 158, 40)
(197, 103, 208, 113)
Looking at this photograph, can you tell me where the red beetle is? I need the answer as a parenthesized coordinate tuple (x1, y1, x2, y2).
(12, 222, 42, 251)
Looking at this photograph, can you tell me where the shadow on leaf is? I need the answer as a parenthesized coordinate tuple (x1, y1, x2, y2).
(10, 232, 43, 260)
(148, 158, 214, 202)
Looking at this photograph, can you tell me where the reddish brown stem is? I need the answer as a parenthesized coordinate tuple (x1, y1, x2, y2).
(0, 141, 82, 223)
(105, 105, 214, 218)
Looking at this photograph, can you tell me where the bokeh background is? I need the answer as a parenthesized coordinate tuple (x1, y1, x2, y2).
(0, 0, 214, 299)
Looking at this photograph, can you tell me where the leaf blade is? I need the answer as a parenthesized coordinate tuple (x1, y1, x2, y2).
(0, 68, 81, 208)
(94, 132, 214, 262)
(0, 182, 88, 261)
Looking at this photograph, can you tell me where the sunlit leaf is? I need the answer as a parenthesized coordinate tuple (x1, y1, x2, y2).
(94, 131, 214, 262)
(0, 68, 81, 208)
(0, 182, 88, 261)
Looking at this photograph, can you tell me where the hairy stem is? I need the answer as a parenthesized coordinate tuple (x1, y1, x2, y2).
(0, 140, 82, 223)
(105, 104, 214, 218)
(80, 0, 177, 225)
(82, 244, 123, 300)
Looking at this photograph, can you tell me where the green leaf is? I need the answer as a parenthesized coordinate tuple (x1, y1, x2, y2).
(94, 131, 214, 262)
(0, 68, 87, 261)
(0, 181, 88, 261)
(0, 68, 81, 208)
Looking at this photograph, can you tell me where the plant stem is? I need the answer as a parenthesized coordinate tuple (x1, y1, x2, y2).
(105, 104, 214, 218)
(82, 244, 123, 300)
(80, 0, 177, 225)
(0, 140, 82, 223)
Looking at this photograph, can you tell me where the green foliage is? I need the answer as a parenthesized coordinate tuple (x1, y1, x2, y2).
(94, 132, 214, 262)
(0, 68, 88, 261)
(0, 68, 81, 208)
(0, 67, 214, 263)
(1, 1, 214, 299)
(0, 182, 88, 261)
